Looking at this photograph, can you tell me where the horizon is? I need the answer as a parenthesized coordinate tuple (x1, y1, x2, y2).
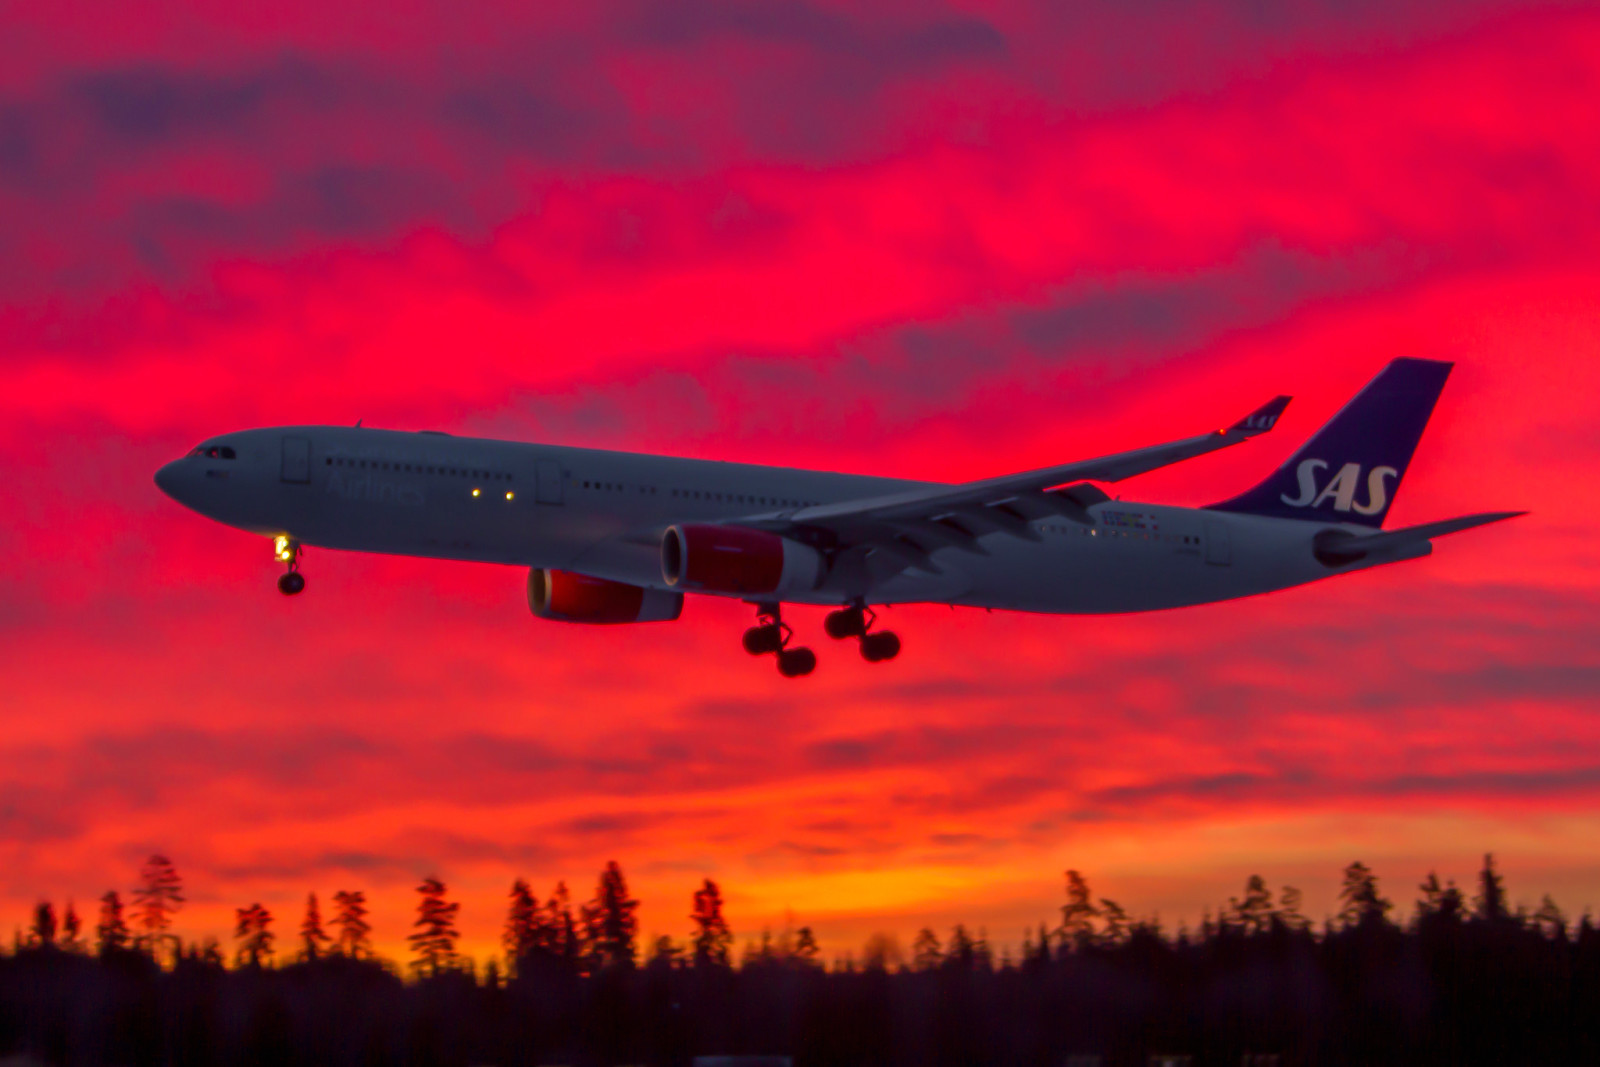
(10, 851, 1584, 967)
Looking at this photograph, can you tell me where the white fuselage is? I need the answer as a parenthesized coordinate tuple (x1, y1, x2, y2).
(155, 426, 1422, 614)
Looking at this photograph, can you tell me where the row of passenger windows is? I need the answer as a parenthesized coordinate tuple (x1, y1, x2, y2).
(190, 446, 236, 459)
(327, 456, 513, 481)
(669, 487, 816, 508)
(578, 479, 816, 509)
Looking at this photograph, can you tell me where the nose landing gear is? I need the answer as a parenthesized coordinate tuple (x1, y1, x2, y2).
(275, 535, 305, 596)
(824, 603, 901, 663)
(743, 604, 816, 678)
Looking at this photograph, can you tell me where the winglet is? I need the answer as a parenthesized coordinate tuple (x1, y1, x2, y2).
(1227, 395, 1293, 437)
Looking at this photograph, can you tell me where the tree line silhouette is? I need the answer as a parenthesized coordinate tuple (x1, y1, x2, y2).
(1, 852, 1596, 1065)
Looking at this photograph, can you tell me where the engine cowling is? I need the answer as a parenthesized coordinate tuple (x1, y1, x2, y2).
(661, 524, 823, 596)
(527, 569, 682, 624)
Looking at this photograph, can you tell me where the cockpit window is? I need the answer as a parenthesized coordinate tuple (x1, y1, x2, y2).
(189, 445, 237, 460)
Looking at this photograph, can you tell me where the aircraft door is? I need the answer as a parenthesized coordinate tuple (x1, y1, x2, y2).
(281, 436, 311, 484)
(536, 459, 563, 504)
(1203, 519, 1231, 566)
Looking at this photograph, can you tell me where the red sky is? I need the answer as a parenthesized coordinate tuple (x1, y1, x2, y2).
(3, 0, 1599, 961)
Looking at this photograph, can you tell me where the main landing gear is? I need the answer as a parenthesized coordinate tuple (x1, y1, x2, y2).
(275, 535, 306, 596)
(742, 604, 816, 678)
(824, 603, 901, 662)
(742, 602, 902, 677)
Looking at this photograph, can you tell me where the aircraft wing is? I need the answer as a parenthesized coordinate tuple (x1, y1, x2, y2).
(740, 394, 1292, 582)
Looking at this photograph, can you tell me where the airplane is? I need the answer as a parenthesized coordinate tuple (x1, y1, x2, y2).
(154, 358, 1520, 677)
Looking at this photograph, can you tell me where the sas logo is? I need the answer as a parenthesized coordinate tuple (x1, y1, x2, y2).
(1280, 459, 1397, 516)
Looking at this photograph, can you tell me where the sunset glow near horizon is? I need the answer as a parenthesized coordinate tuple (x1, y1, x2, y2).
(3, 1, 1599, 963)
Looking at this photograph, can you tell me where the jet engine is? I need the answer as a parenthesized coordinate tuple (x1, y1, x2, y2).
(661, 524, 823, 596)
(527, 569, 682, 624)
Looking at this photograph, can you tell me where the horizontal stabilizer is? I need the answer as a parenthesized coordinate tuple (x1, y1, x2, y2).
(1313, 511, 1526, 566)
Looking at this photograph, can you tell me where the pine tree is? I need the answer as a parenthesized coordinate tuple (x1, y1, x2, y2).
(791, 925, 820, 965)
(1534, 894, 1567, 939)
(948, 924, 976, 970)
(234, 903, 275, 968)
(96, 891, 130, 957)
(1099, 897, 1130, 945)
(504, 879, 539, 971)
(912, 927, 943, 970)
(861, 932, 901, 971)
(131, 854, 184, 961)
(650, 935, 682, 967)
(300, 893, 330, 961)
(690, 878, 732, 968)
(1417, 871, 1445, 919)
(582, 861, 639, 971)
(1229, 875, 1274, 935)
(1473, 853, 1508, 922)
(548, 881, 579, 966)
(331, 890, 372, 958)
(61, 901, 83, 952)
(409, 877, 461, 977)
(1277, 886, 1309, 931)
(1060, 870, 1099, 951)
(1337, 861, 1392, 928)
(30, 902, 57, 948)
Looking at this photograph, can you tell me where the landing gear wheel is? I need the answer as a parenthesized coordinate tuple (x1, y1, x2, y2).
(824, 606, 869, 640)
(274, 535, 304, 596)
(742, 624, 784, 656)
(777, 647, 817, 677)
(860, 631, 901, 662)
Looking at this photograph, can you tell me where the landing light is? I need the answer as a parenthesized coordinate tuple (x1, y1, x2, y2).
(273, 534, 294, 562)
(472, 488, 481, 498)
(505, 491, 514, 501)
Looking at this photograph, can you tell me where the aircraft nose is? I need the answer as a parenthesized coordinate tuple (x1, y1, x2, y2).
(154, 460, 186, 502)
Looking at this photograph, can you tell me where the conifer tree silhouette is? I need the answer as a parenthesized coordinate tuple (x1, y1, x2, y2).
(1059, 870, 1099, 951)
(690, 878, 731, 968)
(1277, 885, 1309, 930)
(1098, 897, 1130, 945)
(791, 925, 820, 965)
(132, 854, 184, 961)
(409, 877, 460, 977)
(583, 861, 639, 971)
(30, 901, 57, 948)
(547, 881, 579, 966)
(299, 893, 330, 962)
(912, 927, 943, 970)
(504, 878, 538, 971)
(1417, 871, 1445, 918)
(948, 924, 977, 970)
(96, 891, 129, 957)
(331, 890, 372, 958)
(60, 900, 82, 952)
(1473, 852, 1509, 922)
(1229, 875, 1274, 934)
(233, 903, 274, 968)
(649, 935, 682, 967)
(1533, 893, 1567, 938)
(1337, 861, 1392, 928)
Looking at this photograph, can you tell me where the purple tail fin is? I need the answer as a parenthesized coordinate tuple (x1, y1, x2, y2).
(1207, 358, 1452, 528)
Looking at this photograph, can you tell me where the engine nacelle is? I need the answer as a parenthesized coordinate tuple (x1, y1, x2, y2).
(661, 524, 823, 596)
(527, 569, 682, 624)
